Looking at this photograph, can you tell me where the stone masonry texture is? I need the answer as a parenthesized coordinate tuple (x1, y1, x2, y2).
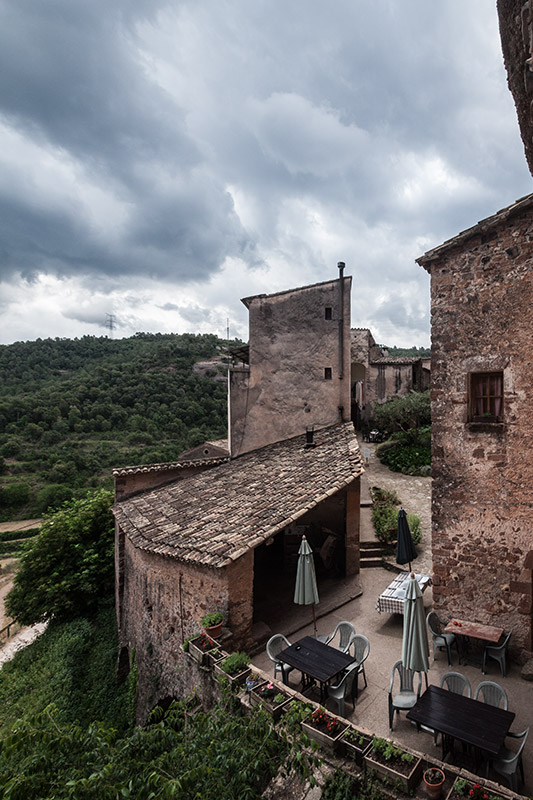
(418, 195, 533, 661)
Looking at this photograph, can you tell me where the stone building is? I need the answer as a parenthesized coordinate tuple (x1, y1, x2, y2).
(498, 0, 533, 175)
(229, 270, 352, 457)
(113, 270, 364, 719)
(350, 328, 430, 428)
(417, 194, 533, 660)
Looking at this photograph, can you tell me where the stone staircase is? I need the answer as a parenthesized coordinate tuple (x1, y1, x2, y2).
(360, 540, 394, 569)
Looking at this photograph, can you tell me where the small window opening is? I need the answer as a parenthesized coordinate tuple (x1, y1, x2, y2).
(469, 371, 503, 421)
(325, 307, 332, 320)
(324, 367, 332, 380)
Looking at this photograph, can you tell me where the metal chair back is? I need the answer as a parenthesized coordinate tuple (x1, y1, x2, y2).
(266, 633, 290, 662)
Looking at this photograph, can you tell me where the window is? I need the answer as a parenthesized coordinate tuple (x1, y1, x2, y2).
(324, 367, 332, 380)
(325, 307, 332, 320)
(469, 372, 503, 421)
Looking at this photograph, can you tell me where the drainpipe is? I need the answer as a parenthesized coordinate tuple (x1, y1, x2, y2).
(338, 262, 345, 378)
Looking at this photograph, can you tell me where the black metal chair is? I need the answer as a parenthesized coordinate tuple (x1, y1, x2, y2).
(482, 631, 512, 678)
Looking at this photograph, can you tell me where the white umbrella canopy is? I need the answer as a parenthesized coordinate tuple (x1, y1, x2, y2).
(294, 535, 319, 634)
(402, 572, 429, 682)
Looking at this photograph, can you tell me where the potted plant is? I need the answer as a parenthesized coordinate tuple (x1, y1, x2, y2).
(201, 611, 224, 639)
(363, 737, 422, 793)
(187, 632, 219, 666)
(301, 707, 348, 754)
(340, 726, 373, 766)
(245, 672, 262, 692)
(214, 651, 250, 686)
(423, 767, 445, 800)
(249, 681, 290, 721)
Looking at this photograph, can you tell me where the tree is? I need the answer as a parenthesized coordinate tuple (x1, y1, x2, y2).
(374, 390, 430, 443)
(5, 489, 114, 626)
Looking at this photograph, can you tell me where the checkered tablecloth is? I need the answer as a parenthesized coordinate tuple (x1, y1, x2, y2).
(375, 572, 431, 614)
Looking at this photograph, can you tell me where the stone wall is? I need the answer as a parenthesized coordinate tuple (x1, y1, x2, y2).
(229, 277, 352, 457)
(497, 0, 533, 176)
(116, 534, 254, 721)
(420, 202, 533, 660)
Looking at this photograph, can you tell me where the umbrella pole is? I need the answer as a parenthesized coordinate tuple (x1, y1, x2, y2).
(312, 604, 317, 636)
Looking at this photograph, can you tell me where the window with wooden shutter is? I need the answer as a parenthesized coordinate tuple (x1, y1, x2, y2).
(469, 372, 503, 421)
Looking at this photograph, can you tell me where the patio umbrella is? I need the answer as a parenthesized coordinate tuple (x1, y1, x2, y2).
(402, 572, 429, 687)
(294, 535, 319, 635)
(396, 508, 417, 571)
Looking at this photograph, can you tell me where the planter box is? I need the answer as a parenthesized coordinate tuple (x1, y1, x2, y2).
(213, 662, 251, 687)
(205, 648, 228, 669)
(364, 741, 422, 793)
(445, 777, 514, 800)
(188, 636, 220, 666)
(301, 717, 348, 755)
(340, 728, 372, 766)
(249, 683, 291, 722)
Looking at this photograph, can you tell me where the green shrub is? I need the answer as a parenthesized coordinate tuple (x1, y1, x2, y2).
(219, 651, 249, 676)
(370, 486, 421, 545)
(377, 442, 431, 475)
(201, 611, 223, 627)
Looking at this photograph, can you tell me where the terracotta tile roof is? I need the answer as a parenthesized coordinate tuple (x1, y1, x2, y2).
(112, 455, 228, 477)
(417, 192, 533, 271)
(113, 422, 363, 568)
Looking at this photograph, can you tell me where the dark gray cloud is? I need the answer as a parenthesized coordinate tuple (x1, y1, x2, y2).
(0, 0, 531, 346)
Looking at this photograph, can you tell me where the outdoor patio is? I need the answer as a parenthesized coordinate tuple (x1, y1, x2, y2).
(252, 565, 533, 795)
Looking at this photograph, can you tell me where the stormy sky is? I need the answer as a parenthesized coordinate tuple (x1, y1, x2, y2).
(0, 0, 531, 347)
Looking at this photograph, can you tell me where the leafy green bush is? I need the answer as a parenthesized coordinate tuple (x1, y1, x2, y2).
(0, 602, 135, 737)
(370, 486, 421, 546)
(0, 482, 30, 509)
(35, 483, 74, 514)
(0, 695, 294, 799)
(377, 442, 431, 475)
(219, 651, 250, 676)
(5, 489, 114, 626)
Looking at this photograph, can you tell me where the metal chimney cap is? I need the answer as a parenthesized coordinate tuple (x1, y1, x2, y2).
(337, 261, 345, 269)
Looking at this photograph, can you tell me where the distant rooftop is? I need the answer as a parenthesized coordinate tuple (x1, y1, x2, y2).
(113, 422, 363, 568)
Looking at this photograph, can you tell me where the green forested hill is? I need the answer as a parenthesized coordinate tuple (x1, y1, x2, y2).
(0, 333, 237, 520)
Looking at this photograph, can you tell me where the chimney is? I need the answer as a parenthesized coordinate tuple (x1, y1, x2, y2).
(305, 426, 315, 448)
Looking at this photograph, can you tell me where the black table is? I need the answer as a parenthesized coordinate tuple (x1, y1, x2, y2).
(279, 635, 355, 699)
(406, 685, 514, 762)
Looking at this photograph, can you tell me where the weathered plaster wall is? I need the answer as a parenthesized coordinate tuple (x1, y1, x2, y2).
(229, 278, 351, 457)
(365, 362, 415, 408)
(116, 534, 254, 721)
(424, 207, 533, 659)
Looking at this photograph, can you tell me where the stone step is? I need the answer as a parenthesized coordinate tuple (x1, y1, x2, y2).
(360, 556, 384, 568)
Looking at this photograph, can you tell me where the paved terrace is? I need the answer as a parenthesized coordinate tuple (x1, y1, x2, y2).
(253, 444, 533, 795)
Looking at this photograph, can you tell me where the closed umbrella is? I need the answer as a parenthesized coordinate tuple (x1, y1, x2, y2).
(402, 572, 429, 686)
(294, 535, 319, 635)
(396, 508, 417, 571)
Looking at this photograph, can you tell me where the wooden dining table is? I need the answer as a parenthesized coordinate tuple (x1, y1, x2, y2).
(278, 635, 355, 700)
(444, 618, 504, 666)
(406, 684, 514, 763)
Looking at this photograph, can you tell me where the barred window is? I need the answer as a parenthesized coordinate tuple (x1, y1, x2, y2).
(469, 372, 503, 421)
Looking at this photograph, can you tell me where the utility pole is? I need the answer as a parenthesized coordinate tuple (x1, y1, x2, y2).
(105, 313, 116, 338)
